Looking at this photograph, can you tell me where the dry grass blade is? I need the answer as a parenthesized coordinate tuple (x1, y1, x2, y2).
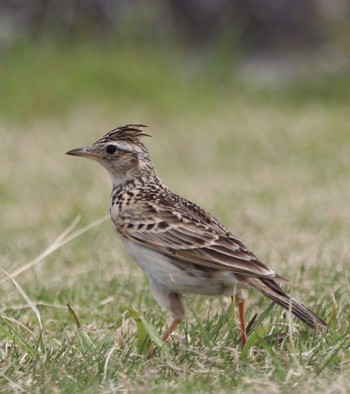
(0, 371, 24, 391)
(1, 269, 43, 332)
(0, 268, 46, 352)
(67, 303, 82, 329)
(0, 315, 37, 338)
(0, 318, 38, 355)
(0, 215, 109, 286)
(102, 346, 117, 384)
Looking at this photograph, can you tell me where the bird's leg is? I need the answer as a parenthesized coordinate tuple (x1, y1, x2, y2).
(162, 319, 181, 342)
(146, 319, 181, 359)
(147, 284, 185, 357)
(237, 289, 247, 345)
(231, 290, 247, 345)
(150, 284, 184, 342)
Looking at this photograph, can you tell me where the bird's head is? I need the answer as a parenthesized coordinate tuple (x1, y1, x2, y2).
(66, 124, 152, 186)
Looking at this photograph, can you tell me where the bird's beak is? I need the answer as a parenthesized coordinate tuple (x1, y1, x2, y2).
(66, 147, 98, 159)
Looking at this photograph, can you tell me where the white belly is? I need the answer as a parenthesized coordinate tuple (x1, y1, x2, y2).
(121, 238, 237, 296)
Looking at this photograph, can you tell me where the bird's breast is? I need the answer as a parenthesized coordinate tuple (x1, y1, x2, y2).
(120, 238, 238, 296)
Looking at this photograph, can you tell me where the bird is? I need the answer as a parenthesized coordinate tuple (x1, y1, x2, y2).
(66, 124, 328, 345)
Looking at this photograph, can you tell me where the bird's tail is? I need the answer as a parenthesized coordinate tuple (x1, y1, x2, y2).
(245, 276, 329, 328)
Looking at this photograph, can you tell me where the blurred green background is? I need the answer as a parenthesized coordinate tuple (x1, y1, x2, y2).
(1, 0, 349, 252)
(1, 1, 350, 392)
(1, 0, 350, 121)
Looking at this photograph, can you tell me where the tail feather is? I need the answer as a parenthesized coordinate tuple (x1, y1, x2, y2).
(246, 277, 329, 328)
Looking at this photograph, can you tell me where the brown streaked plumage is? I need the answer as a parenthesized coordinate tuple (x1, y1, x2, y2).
(66, 124, 328, 345)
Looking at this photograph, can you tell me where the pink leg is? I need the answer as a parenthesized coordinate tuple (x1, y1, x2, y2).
(146, 319, 181, 359)
(238, 291, 247, 346)
(238, 301, 247, 346)
(162, 319, 181, 342)
(232, 290, 247, 345)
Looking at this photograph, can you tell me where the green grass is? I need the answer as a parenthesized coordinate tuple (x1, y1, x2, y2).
(1, 40, 350, 392)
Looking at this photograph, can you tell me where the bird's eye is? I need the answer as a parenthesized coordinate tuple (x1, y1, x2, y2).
(106, 145, 117, 154)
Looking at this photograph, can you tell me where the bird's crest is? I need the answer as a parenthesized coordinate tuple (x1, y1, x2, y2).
(99, 124, 150, 144)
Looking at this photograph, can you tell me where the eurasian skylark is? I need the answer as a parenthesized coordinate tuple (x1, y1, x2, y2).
(67, 124, 328, 345)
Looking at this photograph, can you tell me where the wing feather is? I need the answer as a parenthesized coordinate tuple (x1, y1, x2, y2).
(115, 199, 277, 279)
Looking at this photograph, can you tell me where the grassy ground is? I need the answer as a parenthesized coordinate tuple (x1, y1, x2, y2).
(1, 41, 350, 393)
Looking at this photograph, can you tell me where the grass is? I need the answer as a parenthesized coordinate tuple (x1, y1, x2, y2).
(1, 40, 350, 392)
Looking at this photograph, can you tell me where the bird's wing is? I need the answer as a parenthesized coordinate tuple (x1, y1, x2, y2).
(115, 197, 278, 279)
